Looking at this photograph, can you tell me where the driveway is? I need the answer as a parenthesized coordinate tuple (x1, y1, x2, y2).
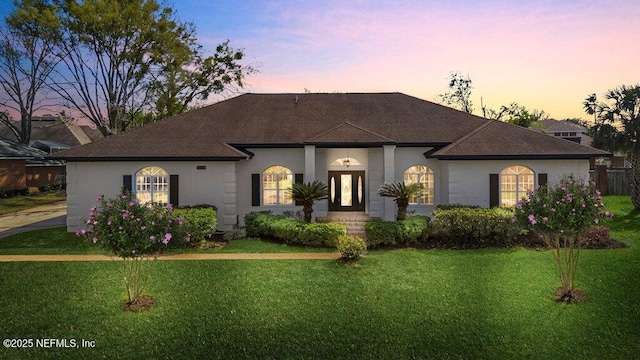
(0, 201, 67, 238)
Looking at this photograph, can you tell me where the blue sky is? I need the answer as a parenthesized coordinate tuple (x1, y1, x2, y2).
(2, 0, 639, 120)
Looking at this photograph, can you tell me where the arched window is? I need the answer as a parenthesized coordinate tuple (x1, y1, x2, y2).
(403, 165, 434, 204)
(263, 165, 293, 205)
(500, 165, 534, 207)
(135, 167, 168, 205)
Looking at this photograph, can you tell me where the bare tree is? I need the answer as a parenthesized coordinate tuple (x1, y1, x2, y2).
(0, 0, 59, 144)
(437, 71, 474, 114)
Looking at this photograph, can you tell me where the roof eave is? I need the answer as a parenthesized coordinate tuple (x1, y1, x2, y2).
(55, 156, 248, 162)
(433, 153, 612, 160)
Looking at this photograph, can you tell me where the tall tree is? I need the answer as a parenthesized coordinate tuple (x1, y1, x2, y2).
(501, 102, 548, 128)
(38, 0, 251, 136)
(0, 0, 60, 144)
(586, 85, 640, 209)
(47, 0, 181, 136)
(437, 71, 474, 114)
(148, 39, 253, 121)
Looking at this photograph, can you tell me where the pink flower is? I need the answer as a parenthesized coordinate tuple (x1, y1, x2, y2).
(542, 217, 548, 223)
(185, 235, 191, 242)
(92, 237, 98, 243)
(605, 211, 613, 217)
(528, 214, 537, 225)
(96, 194, 104, 201)
(107, 220, 112, 226)
(150, 235, 156, 243)
(132, 250, 136, 254)
(162, 233, 172, 244)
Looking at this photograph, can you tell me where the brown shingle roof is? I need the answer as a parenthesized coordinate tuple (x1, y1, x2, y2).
(432, 120, 610, 159)
(55, 93, 608, 160)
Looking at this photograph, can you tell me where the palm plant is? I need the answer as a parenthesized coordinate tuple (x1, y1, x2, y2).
(377, 182, 423, 220)
(290, 181, 329, 223)
(585, 85, 640, 209)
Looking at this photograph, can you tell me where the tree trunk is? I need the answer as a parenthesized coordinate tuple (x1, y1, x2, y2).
(630, 151, 640, 210)
(396, 199, 409, 221)
(303, 204, 313, 223)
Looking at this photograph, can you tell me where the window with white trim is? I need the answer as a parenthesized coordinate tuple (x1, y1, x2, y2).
(500, 165, 534, 207)
(403, 165, 434, 204)
(263, 165, 293, 205)
(135, 167, 169, 205)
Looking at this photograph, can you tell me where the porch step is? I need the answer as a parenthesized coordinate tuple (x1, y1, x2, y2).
(316, 212, 379, 240)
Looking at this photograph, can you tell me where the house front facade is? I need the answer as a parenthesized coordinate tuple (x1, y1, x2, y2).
(57, 93, 609, 232)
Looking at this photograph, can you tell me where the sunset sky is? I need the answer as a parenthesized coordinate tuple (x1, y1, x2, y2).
(1, 0, 639, 121)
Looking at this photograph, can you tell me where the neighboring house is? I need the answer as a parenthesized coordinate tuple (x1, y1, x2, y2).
(542, 119, 590, 145)
(0, 138, 64, 191)
(0, 115, 103, 150)
(56, 93, 610, 232)
(542, 119, 628, 169)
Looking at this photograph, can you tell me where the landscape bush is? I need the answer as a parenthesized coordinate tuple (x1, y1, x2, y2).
(0, 187, 29, 198)
(336, 235, 367, 260)
(244, 213, 346, 247)
(430, 207, 518, 247)
(299, 222, 347, 247)
(364, 216, 430, 248)
(173, 205, 217, 247)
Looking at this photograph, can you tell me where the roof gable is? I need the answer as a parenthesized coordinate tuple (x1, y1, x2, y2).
(304, 121, 395, 145)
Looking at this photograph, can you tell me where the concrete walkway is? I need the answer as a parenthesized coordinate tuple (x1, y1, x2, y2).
(0, 201, 67, 238)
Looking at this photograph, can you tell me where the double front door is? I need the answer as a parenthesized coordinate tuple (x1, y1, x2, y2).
(328, 171, 365, 211)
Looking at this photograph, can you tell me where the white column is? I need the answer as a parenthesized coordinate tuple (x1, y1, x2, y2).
(383, 145, 396, 221)
(304, 145, 316, 182)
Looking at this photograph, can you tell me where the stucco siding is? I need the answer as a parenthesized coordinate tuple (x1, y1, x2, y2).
(395, 147, 438, 215)
(236, 148, 305, 223)
(445, 159, 591, 207)
(66, 161, 236, 232)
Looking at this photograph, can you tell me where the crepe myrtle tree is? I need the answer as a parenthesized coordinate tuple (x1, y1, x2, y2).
(514, 175, 612, 302)
(377, 182, 423, 221)
(290, 181, 328, 223)
(78, 191, 188, 309)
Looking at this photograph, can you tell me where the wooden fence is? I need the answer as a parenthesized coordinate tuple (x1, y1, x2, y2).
(589, 169, 632, 195)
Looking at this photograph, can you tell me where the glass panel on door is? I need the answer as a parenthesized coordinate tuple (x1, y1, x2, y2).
(341, 174, 352, 206)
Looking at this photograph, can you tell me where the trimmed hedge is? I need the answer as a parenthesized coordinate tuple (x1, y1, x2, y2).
(336, 235, 367, 260)
(364, 216, 430, 248)
(0, 187, 29, 198)
(173, 205, 217, 247)
(244, 212, 346, 247)
(430, 207, 518, 247)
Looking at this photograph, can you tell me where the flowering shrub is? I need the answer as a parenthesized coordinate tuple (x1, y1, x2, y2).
(78, 192, 188, 307)
(514, 175, 611, 236)
(513, 174, 612, 302)
(78, 192, 188, 257)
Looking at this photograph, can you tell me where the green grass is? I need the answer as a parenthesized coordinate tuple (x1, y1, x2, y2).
(0, 190, 66, 216)
(1, 196, 639, 359)
(1, 248, 639, 359)
(603, 195, 640, 247)
(0, 229, 333, 255)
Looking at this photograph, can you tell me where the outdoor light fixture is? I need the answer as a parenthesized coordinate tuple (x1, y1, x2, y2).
(344, 150, 351, 168)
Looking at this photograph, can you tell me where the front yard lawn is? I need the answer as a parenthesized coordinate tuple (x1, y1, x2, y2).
(1, 248, 639, 359)
(1, 195, 639, 359)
